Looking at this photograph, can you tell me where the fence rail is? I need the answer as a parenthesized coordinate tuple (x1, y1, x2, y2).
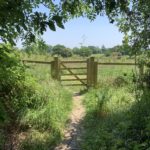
(22, 60, 138, 66)
(98, 62, 138, 65)
(22, 57, 142, 88)
(61, 67, 87, 70)
(61, 73, 87, 76)
(61, 60, 86, 63)
(22, 60, 52, 64)
(61, 78, 87, 81)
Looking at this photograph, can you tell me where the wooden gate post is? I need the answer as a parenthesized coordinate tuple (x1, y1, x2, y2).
(87, 56, 98, 88)
(51, 56, 60, 81)
(87, 56, 95, 87)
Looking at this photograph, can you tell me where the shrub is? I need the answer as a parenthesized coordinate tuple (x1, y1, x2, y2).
(52, 45, 72, 57)
(0, 44, 72, 149)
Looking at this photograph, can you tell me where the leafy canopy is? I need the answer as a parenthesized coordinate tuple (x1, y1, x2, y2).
(0, 0, 149, 51)
(117, 0, 150, 51)
(0, 0, 129, 45)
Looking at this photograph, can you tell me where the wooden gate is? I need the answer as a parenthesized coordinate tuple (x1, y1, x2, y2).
(51, 56, 98, 87)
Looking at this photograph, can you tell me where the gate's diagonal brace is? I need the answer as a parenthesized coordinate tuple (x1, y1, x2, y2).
(61, 63, 87, 86)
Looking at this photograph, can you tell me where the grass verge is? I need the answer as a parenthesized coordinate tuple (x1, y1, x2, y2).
(82, 76, 150, 150)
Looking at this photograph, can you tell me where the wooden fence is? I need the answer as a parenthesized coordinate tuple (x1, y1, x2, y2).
(50, 56, 98, 87)
(22, 57, 142, 88)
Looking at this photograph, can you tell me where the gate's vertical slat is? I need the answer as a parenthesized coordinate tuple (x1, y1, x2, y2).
(52, 56, 98, 88)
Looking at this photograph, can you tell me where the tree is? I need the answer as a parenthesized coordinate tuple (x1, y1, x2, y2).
(0, 0, 150, 53)
(101, 45, 107, 53)
(117, 0, 150, 51)
(77, 46, 92, 57)
(73, 47, 80, 55)
(88, 46, 102, 54)
(23, 38, 49, 54)
(52, 45, 72, 57)
(47, 45, 53, 54)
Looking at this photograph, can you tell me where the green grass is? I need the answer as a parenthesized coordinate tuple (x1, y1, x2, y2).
(22, 54, 147, 150)
(0, 49, 73, 149)
(20, 80, 72, 150)
(82, 84, 134, 149)
(82, 65, 150, 150)
(18, 62, 73, 150)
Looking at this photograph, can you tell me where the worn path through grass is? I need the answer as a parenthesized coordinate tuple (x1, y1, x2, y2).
(54, 93, 85, 150)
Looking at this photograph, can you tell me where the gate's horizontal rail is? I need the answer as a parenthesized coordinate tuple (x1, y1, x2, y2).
(61, 73, 87, 76)
(98, 62, 138, 65)
(61, 78, 87, 81)
(61, 84, 87, 86)
(22, 60, 137, 66)
(61, 61, 86, 63)
(61, 63, 87, 86)
(22, 60, 52, 64)
(61, 67, 87, 70)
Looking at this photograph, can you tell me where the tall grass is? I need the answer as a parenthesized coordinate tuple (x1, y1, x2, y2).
(82, 79, 134, 149)
(20, 79, 72, 150)
(0, 48, 73, 150)
(82, 65, 150, 149)
(19, 62, 72, 150)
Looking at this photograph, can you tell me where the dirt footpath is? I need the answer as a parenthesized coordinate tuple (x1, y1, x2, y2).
(54, 93, 85, 150)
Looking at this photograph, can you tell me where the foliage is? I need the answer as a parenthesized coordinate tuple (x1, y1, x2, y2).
(0, 0, 149, 54)
(52, 44, 72, 57)
(0, 45, 72, 149)
(0, 0, 132, 45)
(88, 46, 102, 54)
(0, 0, 65, 44)
(82, 67, 150, 150)
(20, 80, 72, 150)
(23, 38, 50, 55)
(117, 1, 150, 51)
(104, 45, 131, 57)
(0, 44, 30, 123)
(73, 46, 92, 57)
(82, 86, 134, 150)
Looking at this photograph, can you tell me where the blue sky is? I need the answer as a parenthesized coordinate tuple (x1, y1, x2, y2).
(17, 4, 124, 48)
(42, 16, 124, 48)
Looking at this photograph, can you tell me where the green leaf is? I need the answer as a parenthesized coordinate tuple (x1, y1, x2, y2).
(48, 21, 56, 31)
(52, 16, 65, 29)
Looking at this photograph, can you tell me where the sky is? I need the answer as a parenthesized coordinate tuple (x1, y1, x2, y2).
(42, 16, 124, 48)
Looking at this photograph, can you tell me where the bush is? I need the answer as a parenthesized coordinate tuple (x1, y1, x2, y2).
(73, 46, 92, 57)
(0, 44, 72, 149)
(52, 45, 72, 57)
(0, 44, 31, 123)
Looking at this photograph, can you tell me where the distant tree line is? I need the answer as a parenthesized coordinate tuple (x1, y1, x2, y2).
(22, 39, 132, 57)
